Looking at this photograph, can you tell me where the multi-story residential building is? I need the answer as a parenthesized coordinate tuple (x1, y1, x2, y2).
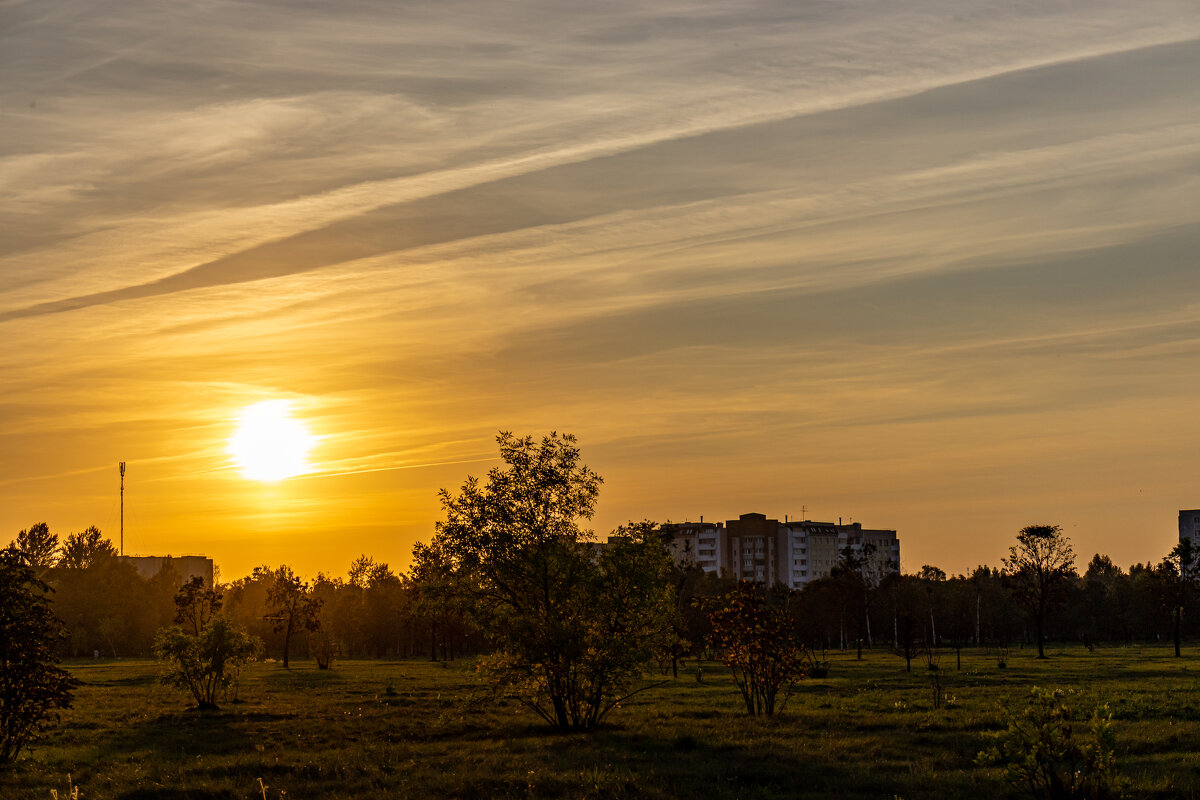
(660, 513, 900, 589)
(659, 520, 724, 573)
(1180, 509, 1200, 546)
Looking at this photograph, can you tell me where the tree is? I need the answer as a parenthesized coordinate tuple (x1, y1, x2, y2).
(154, 616, 261, 710)
(9, 523, 59, 575)
(1004, 525, 1076, 659)
(1160, 538, 1198, 657)
(175, 576, 222, 636)
(0, 548, 77, 765)
(58, 526, 116, 570)
(421, 432, 674, 730)
(265, 567, 322, 668)
(708, 582, 809, 716)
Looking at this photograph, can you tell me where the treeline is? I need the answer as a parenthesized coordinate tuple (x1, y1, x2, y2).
(6, 523, 484, 661)
(8, 520, 1198, 664)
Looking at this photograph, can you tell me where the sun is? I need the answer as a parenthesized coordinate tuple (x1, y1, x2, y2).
(228, 400, 317, 482)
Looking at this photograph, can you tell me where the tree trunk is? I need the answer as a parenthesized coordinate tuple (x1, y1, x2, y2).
(283, 624, 292, 669)
(975, 593, 981, 646)
(1036, 610, 1046, 659)
(1174, 606, 1182, 658)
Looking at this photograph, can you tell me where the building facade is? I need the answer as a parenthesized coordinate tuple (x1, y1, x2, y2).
(118, 554, 214, 587)
(660, 513, 900, 589)
(1180, 509, 1200, 546)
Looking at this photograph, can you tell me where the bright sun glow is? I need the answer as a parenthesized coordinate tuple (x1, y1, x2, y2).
(228, 400, 317, 482)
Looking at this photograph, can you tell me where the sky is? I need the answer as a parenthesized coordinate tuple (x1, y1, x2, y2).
(2, 0, 1199, 581)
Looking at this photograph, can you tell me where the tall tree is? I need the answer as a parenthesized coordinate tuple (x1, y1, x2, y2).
(1003, 525, 1076, 659)
(265, 567, 322, 668)
(421, 432, 674, 730)
(0, 548, 77, 764)
(9, 523, 59, 575)
(1160, 538, 1199, 658)
(58, 526, 116, 570)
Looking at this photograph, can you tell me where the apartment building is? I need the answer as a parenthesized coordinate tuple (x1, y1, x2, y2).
(1180, 509, 1200, 546)
(661, 513, 900, 589)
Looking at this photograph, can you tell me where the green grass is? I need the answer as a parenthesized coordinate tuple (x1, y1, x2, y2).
(4, 645, 1200, 799)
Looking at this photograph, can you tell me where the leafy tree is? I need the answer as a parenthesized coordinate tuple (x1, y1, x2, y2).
(9, 523, 59, 574)
(1160, 538, 1199, 657)
(0, 548, 77, 765)
(977, 686, 1120, 799)
(154, 616, 261, 710)
(886, 573, 926, 672)
(832, 546, 869, 658)
(175, 576, 222, 636)
(265, 567, 322, 668)
(1004, 525, 1076, 659)
(708, 582, 808, 716)
(939, 576, 978, 669)
(58, 526, 116, 570)
(411, 541, 474, 661)
(421, 432, 674, 730)
(1081, 555, 1126, 644)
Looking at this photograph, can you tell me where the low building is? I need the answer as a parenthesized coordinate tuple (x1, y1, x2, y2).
(118, 555, 214, 587)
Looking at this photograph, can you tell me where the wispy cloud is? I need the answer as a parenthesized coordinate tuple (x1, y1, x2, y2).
(2, 0, 1198, 575)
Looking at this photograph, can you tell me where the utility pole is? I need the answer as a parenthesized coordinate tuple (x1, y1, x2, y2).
(119, 462, 126, 556)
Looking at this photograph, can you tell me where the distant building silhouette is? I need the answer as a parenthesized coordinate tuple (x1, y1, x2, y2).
(118, 555, 214, 587)
(659, 513, 899, 588)
(1180, 509, 1200, 546)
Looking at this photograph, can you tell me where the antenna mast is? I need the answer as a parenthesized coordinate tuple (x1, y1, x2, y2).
(119, 462, 126, 556)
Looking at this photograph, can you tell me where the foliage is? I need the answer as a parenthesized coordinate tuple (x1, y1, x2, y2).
(153, 616, 261, 709)
(422, 432, 674, 730)
(8, 523, 59, 573)
(977, 686, 1121, 800)
(265, 567, 322, 669)
(707, 582, 808, 716)
(1004, 525, 1076, 659)
(0, 548, 77, 765)
(1159, 538, 1198, 657)
(57, 527, 116, 570)
(308, 628, 339, 670)
(174, 576, 222, 636)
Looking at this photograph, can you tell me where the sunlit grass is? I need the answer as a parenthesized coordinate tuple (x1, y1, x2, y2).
(2, 645, 1199, 798)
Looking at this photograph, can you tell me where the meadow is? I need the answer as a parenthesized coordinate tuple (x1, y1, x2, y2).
(4, 645, 1199, 799)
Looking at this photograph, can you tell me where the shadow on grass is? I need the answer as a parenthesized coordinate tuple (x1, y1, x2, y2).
(452, 720, 854, 799)
(97, 709, 261, 761)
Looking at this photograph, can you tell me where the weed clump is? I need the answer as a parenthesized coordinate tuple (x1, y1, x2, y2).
(977, 686, 1122, 799)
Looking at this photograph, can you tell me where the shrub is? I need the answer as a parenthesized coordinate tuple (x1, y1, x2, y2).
(707, 583, 808, 716)
(154, 616, 261, 709)
(977, 686, 1121, 799)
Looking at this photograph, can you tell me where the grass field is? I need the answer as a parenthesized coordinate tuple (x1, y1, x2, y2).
(3, 645, 1200, 799)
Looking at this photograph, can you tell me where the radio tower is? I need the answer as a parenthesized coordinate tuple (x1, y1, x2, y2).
(119, 462, 126, 556)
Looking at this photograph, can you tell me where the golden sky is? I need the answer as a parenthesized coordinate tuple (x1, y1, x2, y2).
(3, 0, 1199, 580)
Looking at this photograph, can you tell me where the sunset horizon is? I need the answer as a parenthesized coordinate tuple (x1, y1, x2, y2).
(4, 0, 1198, 582)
